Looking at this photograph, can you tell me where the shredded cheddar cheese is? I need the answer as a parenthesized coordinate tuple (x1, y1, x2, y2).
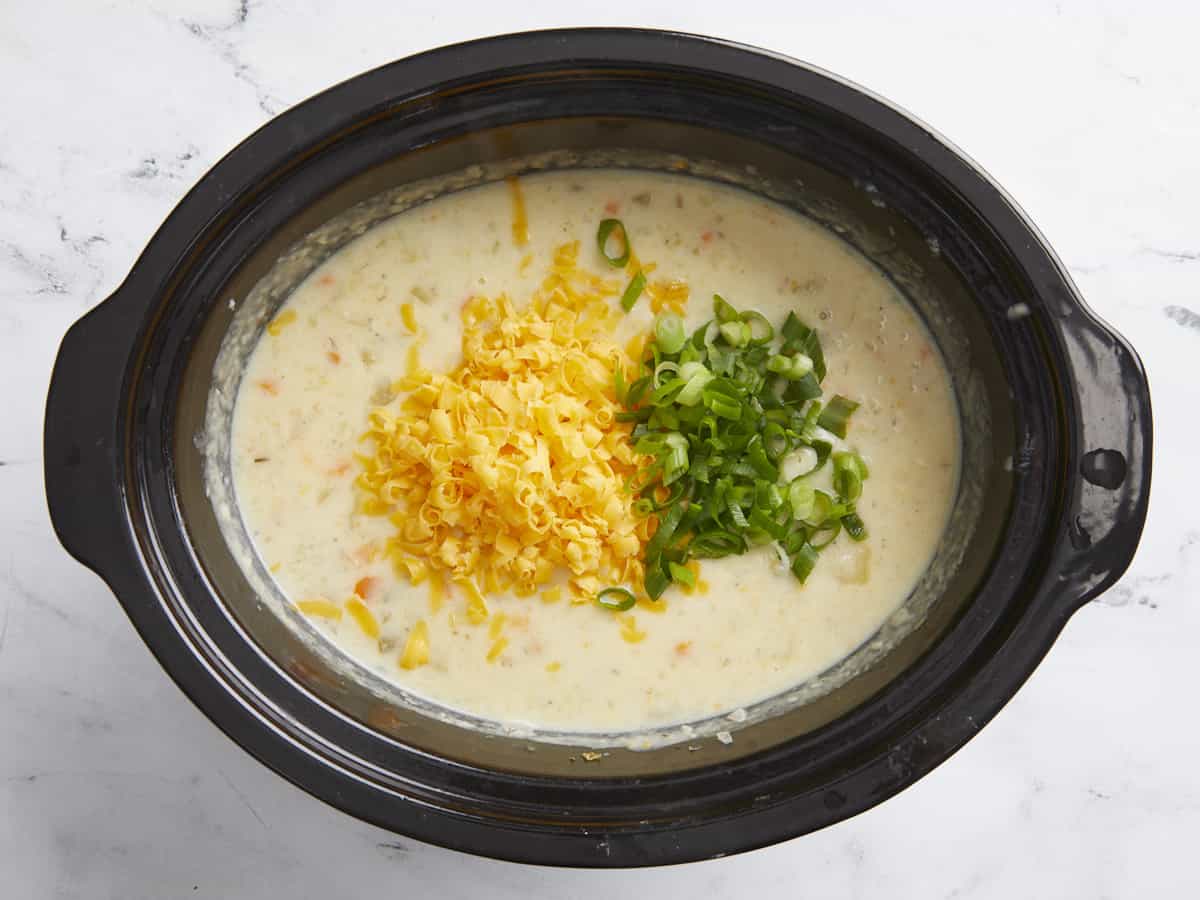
(400, 302, 419, 334)
(399, 620, 430, 669)
(486, 636, 508, 662)
(357, 242, 649, 614)
(297, 598, 342, 620)
(393, 557, 428, 586)
(345, 597, 380, 639)
(489, 612, 508, 640)
(466, 595, 490, 625)
(647, 278, 690, 315)
(404, 339, 424, 379)
(625, 249, 656, 279)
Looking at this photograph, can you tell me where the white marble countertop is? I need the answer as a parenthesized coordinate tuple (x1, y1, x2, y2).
(3, 2, 1197, 896)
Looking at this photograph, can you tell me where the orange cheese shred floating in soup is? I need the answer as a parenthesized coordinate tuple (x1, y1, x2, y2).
(356, 241, 651, 603)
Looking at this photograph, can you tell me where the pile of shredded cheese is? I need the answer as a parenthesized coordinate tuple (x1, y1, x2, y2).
(355, 241, 653, 613)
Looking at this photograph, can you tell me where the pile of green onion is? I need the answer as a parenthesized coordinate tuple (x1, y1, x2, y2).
(615, 294, 870, 600)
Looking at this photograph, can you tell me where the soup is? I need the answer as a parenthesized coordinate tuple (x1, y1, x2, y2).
(228, 169, 959, 733)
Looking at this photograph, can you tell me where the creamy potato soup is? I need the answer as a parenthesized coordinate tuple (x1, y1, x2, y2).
(230, 170, 959, 734)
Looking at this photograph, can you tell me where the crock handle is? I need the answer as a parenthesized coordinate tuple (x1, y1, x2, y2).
(44, 290, 137, 579)
(1052, 310, 1153, 608)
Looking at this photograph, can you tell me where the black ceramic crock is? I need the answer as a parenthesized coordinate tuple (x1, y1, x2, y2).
(44, 29, 1151, 867)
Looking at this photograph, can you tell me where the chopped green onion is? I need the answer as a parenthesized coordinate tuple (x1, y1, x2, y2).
(596, 586, 636, 611)
(616, 407, 652, 423)
(767, 353, 814, 380)
(625, 375, 652, 407)
(676, 369, 715, 406)
(606, 280, 872, 597)
(746, 435, 779, 481)
(719, 321, 751, 347)
(811, 438, 834, 469)
(641, 479, 687, 512)
(653, 360, 681, 388)
(649, 377, 686, 405)
(756, 480, 784, 511)
(748, 507, 788, 541)
(799, 401, 823, 437)
(817, 395, 860, 438)
(809, 519, 841, 549)
(790, 543, 819, 583)
(833, 451, 868, 502)
(703, 388, 741, 420)
(728, 499, 749, 529)
(781, 312, 827, 382)
(842, 512, 868, 542)
(678, 342, 702, 365)
(668, 561, 696, 587)
(781, 527, 808, 556)
(597, 218, 631, 268)
(762, 422, 789, 463)
(691, 529, 744, 558)
(661, 432, 690, 485)
(655, 312, 687, 354)
(803, 490, 835, 527)
(643, 501, 685, 565)
(788, 480, 816, 521)
(613, 363, 628, 404)
(780, 445, 819, 480)
(783, 371, 823, 403)
(620, 270, 647, 311)
(713, 294, 739, 323)
(740, 310, 774, 344)
(644, 563, 672, 600)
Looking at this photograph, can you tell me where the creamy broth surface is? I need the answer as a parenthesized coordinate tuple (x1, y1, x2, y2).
(230, 170, 960, 733)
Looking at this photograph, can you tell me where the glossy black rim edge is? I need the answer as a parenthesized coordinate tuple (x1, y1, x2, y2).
(45, 28, 1152, 867)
